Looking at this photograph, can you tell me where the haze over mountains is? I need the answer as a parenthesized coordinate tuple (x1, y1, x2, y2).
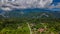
(0, 8, 60, 19)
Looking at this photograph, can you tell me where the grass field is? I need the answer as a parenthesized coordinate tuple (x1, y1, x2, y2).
(0, 22, 30, 34)
(0, 18, 60, 34)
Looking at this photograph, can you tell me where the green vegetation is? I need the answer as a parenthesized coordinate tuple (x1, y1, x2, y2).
(0, 12, 60, 34)
(0, 19, 30, 34)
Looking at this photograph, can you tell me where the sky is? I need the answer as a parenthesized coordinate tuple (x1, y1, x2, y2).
(0, 0, 60, 11)
(53, 0, 60, 2)
(53, 0, 60, 5)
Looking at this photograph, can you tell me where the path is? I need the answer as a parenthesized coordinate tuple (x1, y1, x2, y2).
(27, 22, 32, 34)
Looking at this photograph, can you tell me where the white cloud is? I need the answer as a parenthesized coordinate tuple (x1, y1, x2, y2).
(54, 3, 60, 8)
(0, 0, 53, 11)
(49, 3, 60, 9)
(1, 7, 12, 11)
(47, 3, 60, 11)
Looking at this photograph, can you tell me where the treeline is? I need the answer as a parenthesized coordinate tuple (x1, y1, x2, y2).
(0, 17, 60, 32)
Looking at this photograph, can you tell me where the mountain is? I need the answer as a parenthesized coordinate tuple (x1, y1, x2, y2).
(0, 8, 60, 18)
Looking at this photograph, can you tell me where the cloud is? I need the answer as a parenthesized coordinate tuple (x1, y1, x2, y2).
(14, 0, 53, 8)
(0, 0, 53, 11)
(1, 7, 12, 11)
(54, 3, 60, 8)
(49, 3, 60, 8)
(47, 2, 60, 11)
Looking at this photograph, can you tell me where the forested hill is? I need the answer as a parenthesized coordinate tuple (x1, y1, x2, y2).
(0, 8, 60, 18)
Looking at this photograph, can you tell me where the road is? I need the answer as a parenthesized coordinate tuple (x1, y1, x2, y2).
(27, 22, 32, 34)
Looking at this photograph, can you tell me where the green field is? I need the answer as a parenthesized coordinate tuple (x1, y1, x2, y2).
(0, 22, 30, 34)
(0, 18, 60, 34)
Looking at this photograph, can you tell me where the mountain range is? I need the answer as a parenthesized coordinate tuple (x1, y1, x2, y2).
(0, 8, 60, 19)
